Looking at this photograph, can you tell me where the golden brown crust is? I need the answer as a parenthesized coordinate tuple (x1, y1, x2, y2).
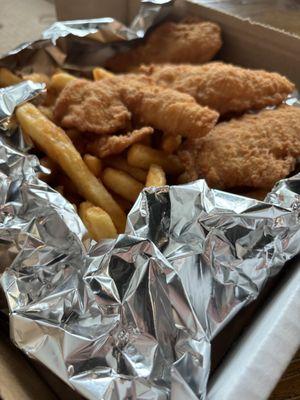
(138, 62, 295, 114)
(189, 105, 300, 190)
(85, 127, 154, 158)
(54, 75, 219, 138)
(53, 78, 131, 135)
(106, 21, 222, 72)
(119, 75, 219, 138)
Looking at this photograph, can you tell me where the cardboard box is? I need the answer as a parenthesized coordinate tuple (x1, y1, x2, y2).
(2, 1, 300, 399)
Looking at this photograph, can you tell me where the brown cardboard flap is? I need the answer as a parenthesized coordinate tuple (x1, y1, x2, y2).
(175, 1, 300, 87)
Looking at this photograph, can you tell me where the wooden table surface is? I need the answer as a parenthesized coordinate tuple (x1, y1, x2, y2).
(0, 0, 299, 398)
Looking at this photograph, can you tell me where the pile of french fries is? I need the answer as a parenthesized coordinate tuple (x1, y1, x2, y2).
(0, 67, 184, 240)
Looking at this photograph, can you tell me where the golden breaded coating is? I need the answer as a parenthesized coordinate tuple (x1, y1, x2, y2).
(54, 76, 219, 138)
(138, 62, 295, 114)
(119, 75, 219, 138)
(85, 126, 153, 158)
(106, 20, 222, 72)
(54, 79, 131, 134)
(188, 105, 300, 190)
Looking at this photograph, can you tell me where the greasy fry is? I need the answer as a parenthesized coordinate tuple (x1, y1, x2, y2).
(0, 67, 22, 87)
(93, 67, 114, 80)
(161, 134, 182, 154)
(16, 103, 126, 232)
(49, 72, 77, 92)
(146, 164, 166, 187)
(79, 201, 117, 240)
(102, 167, 143, 202)
(127, 144, 184, 175)
(104, 155, 147, 182)
(83, 154, 102, 177)
(23, 72, 50, 86)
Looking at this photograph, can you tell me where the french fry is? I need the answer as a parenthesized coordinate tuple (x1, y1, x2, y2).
(104, 156, 147, 182)
(102, 168, 143, 202)
(23, 72, 50, 86)
(16, 103, 126, 232)
(79, 201, 117, 240)
(83, 154, 102, 177)
(93, 67, 114, 81)
(161, 134, 182, 154)
(38, 105, 54, 121)
(0, 67, 22, 87)
(127, 144, 184, 175)
(146, 164, 166, 187)
(49, 72, 77, 92)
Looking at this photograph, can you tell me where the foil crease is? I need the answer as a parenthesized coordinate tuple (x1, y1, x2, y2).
(0, 1, 300, 399)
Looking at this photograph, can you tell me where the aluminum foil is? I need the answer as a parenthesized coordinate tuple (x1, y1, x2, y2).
(1, 1, 300, 399)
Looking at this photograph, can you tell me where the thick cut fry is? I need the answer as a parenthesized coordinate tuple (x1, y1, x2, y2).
(161, 134, 182, 154)
(127, 144, 184, 175)
(23, 73, 50, 86)
(146, 164, 166, 187)
(102, 168, 143, 202)
(0, 68, 22, 87)
(83, 154, 102, 177)
(50, 72, 77, 92)
(104, 156, 147, 182)
(79, 201, 117, 240)
(16, 103, 126, 232)
(93, 67, 114, 80)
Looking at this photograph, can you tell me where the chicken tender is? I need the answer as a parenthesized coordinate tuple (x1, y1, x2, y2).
(85, 126, 153, 158)
(138, 62, 295, 114)
(119, 75, 219, 138)
(180, 105, 300, 189)
(106, 20, 222, 72)
(54, 76, 219, 138)
(54, 78, 131, 134)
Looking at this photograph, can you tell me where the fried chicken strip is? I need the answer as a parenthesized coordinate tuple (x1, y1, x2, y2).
(179, 105, 300, 189)
(85, 126, 154, 158)
(54, 76, 219, 138)
(138, 62, 295, 114)
(119, 76, 219, 138)
(54, 78, 131, 135)
(106, 20, 222, 72)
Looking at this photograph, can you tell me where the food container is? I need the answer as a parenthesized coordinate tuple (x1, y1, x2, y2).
(0, 1, 300, 399)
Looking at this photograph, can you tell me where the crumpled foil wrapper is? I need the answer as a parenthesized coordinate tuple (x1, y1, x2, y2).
(0, 1, 300, 399)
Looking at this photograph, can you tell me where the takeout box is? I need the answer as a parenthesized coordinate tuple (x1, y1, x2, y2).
(1, 1, 300, 399)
